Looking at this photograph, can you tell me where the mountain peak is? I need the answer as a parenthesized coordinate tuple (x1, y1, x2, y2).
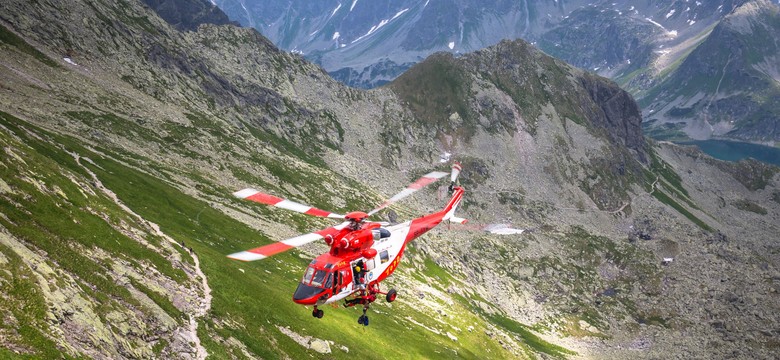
(723, 0, 780, 34)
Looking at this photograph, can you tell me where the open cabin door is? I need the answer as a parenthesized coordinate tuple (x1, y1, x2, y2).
(335, 265, 352, 295)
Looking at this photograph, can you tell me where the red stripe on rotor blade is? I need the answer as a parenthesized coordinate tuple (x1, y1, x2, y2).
(304, 208, 331, 217)
(409, 176, 438, 190)
(246, 192, 284, 205)
(249, 242, 294, 256)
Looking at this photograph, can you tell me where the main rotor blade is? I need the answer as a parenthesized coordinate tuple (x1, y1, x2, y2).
(368, 171, 449, 216)
(234, 188, 344, 219)
(448, 222, 526, 235)
(227, 222, 350, 261)
(482, 223, 525, 235)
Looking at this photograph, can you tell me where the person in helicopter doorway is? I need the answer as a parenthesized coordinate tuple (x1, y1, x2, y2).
(353, 260, 367, 292)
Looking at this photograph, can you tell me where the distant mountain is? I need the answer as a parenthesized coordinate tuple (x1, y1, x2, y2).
(638, 0, 780, 142)
(212, 0, 744, 87)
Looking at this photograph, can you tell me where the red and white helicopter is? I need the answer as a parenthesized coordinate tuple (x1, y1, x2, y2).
(228, 163, 470, 325)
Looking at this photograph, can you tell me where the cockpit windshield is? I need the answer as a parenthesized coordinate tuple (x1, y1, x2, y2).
(302, 266, 332, 288)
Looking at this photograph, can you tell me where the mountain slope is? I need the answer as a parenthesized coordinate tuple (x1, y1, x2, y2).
(384, 39, 780, 359)
(0, 0, 779, 359)
(639, 0, 780, 142)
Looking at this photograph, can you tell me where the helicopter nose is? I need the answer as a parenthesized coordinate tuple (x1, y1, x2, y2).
(292, 283, 327, 305)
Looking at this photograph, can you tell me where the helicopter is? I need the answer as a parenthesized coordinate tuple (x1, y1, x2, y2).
(227, 162, 469, 326)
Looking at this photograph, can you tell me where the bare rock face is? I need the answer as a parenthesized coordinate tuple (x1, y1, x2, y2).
(578, 72, 646, 163)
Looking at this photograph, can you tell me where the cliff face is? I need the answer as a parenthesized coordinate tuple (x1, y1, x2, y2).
(0, 0, 779, 359)
(578, 72, 646, 162)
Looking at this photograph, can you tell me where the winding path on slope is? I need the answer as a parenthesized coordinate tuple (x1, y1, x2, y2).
(70, 151, 212, 360)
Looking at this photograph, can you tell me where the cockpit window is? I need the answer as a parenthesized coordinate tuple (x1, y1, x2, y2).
(302, 266, 335, 288)
(302, 267, 315, 283)
(311, 269, 328, 287)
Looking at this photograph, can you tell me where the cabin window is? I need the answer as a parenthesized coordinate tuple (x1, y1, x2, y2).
(380, 250, 389, 264)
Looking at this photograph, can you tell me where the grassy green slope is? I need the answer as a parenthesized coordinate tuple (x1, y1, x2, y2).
(0, 110, 571, 358)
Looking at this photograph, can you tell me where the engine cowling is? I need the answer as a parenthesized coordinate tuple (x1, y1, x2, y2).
(339, 229, 373, 250)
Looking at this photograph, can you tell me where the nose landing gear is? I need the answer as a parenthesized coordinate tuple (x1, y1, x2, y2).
(312, 306, 324, 319)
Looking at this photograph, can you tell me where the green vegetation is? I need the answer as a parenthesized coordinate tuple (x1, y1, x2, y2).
(649, 150, 690, 198)
(129, 278, 184, 320)
(714, 159, 778, 191)
(732, 199, 767, 215)
(0, 23, 58, 67)
(0, 244, 72, 359)
(0, 110, 552, 358)
(389, 53, 480, 141)
(477, 309, 576, 358)
(651, 189, 712, 232)
(642, 121, 690, 141)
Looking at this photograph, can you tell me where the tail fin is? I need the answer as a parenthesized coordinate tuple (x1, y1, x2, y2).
(442, 186, 467, 224)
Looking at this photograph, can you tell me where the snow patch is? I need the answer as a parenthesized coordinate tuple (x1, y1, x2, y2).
(645, 17, 677, 37)
(350, 0, 358, 12)
(63, 57, 77, 66)
(448, 41, 455, 50)
(350, 9, 408, 44)
(330, 3, 342, 18)
(392, 8, 409, 20)
(332, 32, 340, 40)
(665, 9, 676, 19)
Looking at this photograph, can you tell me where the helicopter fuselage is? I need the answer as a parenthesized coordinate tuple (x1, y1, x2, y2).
(291, 187, 465, 306)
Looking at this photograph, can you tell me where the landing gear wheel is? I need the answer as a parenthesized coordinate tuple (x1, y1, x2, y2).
(312, 308, 324, 318)
(386, 288, 397, 303)
(358, 315, 369, 326)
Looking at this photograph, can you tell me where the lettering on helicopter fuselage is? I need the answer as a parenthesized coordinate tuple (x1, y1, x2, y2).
(412, 226, 431, 238)
(385, 256, 401, 275)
